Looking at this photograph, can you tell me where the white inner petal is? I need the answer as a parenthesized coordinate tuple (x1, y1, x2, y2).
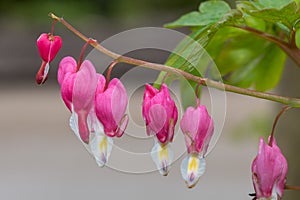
(151, 138, 173, 176)
(180, 154, 206, 188)
(90, 131, 113, 167)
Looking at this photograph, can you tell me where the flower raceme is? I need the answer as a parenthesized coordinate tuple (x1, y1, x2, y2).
(142, 83, 178, 176)
(251, 137, 288, 200)
(36, 33, 62, 84)
(180, 104, 214, 188)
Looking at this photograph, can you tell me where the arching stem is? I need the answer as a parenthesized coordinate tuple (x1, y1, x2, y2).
(105, 60, 118, 89)
(49, 12, 300, 108)
(269, 105, 291, 146)
(77, 39, 96, 71)
(50, 19, 57, 36)
(285, 185, 300, 191)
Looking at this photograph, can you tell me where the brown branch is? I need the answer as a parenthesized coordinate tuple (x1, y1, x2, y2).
(49, 13, 300, 108)
(233, 25, 300, 68)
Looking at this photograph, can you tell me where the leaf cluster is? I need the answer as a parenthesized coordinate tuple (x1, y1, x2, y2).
(157, 0, 300, 108)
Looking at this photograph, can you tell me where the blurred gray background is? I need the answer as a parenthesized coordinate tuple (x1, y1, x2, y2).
(0, 0, 299, 199)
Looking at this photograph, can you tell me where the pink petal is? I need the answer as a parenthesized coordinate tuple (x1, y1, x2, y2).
(37, 33, 62, 62)
(61, 73, 76, 111)
(49, 35, 62, 62)
(37, 33, 51, 62)
(142, 83, 178, 144)
(57, 56, 77, 86)
(110, 78, 128, 125)
(116, 114, 129, 137)
(72, 60, 97, 144)
(73, 60, 97, 112)
(180, 105, 214, 154)
(36, 61, 49, 84)
(77, 111, 89, 143)
(252, 137, 288, 199)
(95, 78, 128, 137)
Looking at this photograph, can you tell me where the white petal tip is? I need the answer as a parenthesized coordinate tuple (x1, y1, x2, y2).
(181, 154, 206, 189)
(151, 141, 173, 176)
(90, 134, 113, 167)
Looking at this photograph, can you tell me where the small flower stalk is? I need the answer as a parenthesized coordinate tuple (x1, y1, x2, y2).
(36, 32, 62, 84)
(142, 84, 178, 176)
(180, 101, 214, 188)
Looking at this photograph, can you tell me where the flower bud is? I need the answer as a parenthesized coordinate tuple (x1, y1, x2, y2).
(95, 75, 129, 137)
(36, 33, 62, 84)
(251, 137, 288, 200)
(37, 33, 62, 63)
(180, 105, 214, 155)
(142, 84, 178, 143)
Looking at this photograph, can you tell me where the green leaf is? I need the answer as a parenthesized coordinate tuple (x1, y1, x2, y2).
(254, 44, 286, 91)
(227, 43, 286, 91)
(256, 0, 293, 9)
(164, 12, 209, 28)
(198, 0, 231, 18)
(165, 0, 231, 28)
(204, 25, 286, 91)
(243, 15, 266, 32)
(205, 27, 257, 75)
(153, 26, 213, 88)
(238, 1, 300, 30)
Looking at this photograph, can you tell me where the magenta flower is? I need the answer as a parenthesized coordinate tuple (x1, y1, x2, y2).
(58, 56, 97, 144)
(180, 105, 214, 155)
(95, 75, 129, 138)
(59, 57, 116, 166)
(251, 137, 288, 200)
(142, 83, 178, 176)
(143, 83, 178, 143)
(36, 33, 62, 84)
(180, 104, 214, 188)
(57, 56, 77, 111)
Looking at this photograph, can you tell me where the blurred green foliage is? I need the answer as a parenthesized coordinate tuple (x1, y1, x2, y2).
(0, 0, 206, 23)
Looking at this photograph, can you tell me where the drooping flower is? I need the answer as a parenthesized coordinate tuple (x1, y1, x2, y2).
(95, 75, 129, 138)
(58, 57, 116, 166)
(251, 137, 288, 200)
(180, 104, 214, 188)
(58, 56, 97, 144)
(142, 83, 178, 176)
(36, 33, 62, 84)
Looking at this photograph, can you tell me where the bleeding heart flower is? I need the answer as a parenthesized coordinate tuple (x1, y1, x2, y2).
(142, 83, 178, 176)
(143, 84, 178, 143)
(180, 104, 214, 188)
(95, 75, 129, 138)
(58, 56, 97, 144)
(251, 137, 288, 200)
(36, 33, 62, 84)
(37, 33, 62, 63)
